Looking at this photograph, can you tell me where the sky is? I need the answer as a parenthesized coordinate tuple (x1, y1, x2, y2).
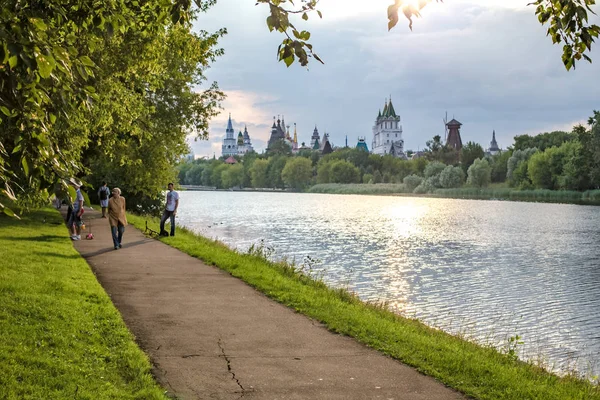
(187, 0, 600, 158)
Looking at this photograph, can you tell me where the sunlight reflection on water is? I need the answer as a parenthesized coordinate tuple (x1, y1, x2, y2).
(178, 191, 600, 378)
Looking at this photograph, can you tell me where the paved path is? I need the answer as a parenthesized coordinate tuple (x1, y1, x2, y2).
(73, 208, 465, 400)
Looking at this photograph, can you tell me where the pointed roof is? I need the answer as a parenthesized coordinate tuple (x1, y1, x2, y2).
(489, 130, 500, 151)
(227, 113, 234, 131)
(225, 156, 237, 164)
(322, 140, 333, 155)
(446, 118, 462, 126)
(382, 100, 388, 117)
(312, 138, 320, 150)
(312, 125, 320, 138)
(293, 123, 298, 144)
(387, 98, 397, 118)
(377, 109, 382, 119)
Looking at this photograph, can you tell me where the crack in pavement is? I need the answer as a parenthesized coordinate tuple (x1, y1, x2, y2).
(218, 338, 248, 398)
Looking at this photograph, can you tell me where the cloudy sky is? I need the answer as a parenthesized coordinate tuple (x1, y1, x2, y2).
(188, 0, 599, 158)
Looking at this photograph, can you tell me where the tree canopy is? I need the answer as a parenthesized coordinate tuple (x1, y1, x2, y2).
(1, 0, 599, 216)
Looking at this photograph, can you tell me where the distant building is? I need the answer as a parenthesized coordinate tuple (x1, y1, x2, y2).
(310, 125, 321, 149)
(224, 156, 237, 164)
(487, 130, 501, 155)
(267, 116, 299, 152)
(371, 98, 406, 158)
(222, 114, 254, 157)
(322, 140, 333, 155)
(445, 118, 463, 152)
(183, 150, 195, 162)
(356, 137, 369, 152)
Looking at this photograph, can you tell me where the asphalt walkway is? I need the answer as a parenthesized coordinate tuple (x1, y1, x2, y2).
(72, 208, 465, 400)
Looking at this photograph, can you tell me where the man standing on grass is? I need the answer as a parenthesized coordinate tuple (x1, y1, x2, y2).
(69, 181, 84, 241)
(160, 182, 179, 237)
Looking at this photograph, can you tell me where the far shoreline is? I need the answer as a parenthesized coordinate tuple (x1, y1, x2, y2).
(179, 184, 600, 207)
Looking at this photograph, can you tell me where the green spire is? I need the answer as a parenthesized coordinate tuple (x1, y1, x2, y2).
(312, 138, 320, 150)
(382, 100, 388, 117)
(387, 99, 397, 118)
(377, 109, 381, 119)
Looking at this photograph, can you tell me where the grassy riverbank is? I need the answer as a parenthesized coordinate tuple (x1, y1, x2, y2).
(0, 209, 168, 400)
(309, 183, 600, 205)
(130, 213, 599, 400)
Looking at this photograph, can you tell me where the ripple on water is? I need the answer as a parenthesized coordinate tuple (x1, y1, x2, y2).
(179, 192, 600, 378)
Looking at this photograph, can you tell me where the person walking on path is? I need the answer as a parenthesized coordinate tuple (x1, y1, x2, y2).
(160, 182, 179, 237)
(98, 181, 110, 218)
(108, 187, 127, 250)
(69, 181, 84, 241)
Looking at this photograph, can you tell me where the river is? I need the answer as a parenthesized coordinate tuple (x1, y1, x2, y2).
(176, 191, 600, 378)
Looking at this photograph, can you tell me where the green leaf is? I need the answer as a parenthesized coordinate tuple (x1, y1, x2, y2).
(36, 53, 56, 79)
(0, 106, 10, 116)
(79, 55, 95, 67)
(29, 18, 47, 31)
(2, 206, 20, 219)
(8, 55, 17, 68)
(22, 157, 29, 177)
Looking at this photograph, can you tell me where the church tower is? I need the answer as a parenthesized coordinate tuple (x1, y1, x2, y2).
(371, 98, 405, 158)
(488, 130, 500, 155)
(222, 114, 238, 157)
(310, 125, 321, 149)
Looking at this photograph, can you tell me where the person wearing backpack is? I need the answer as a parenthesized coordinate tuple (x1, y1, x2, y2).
(98, 181, 110, 218)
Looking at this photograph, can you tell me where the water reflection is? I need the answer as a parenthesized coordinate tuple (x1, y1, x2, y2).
(178, 191, 600, 378)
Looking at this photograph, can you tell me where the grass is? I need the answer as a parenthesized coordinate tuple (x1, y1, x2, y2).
(309, 183, 410, 194)
(0, 209, 168, 400)
(308, 183, 600, 206)
(434, 188, 600, 205)
(129, 213, 599, 400)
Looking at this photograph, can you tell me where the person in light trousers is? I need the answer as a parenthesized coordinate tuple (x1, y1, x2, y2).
(108, 187, 127, 250)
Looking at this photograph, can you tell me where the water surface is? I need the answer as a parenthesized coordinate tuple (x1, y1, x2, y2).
(178, 191, 600, 377)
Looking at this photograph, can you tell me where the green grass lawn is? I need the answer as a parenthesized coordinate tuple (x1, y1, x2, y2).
(130, 213, 600, 400)
(0, 209, 168, 400)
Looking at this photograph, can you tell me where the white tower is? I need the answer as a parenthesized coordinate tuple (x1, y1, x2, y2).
(371, 98, 405, 158)
(222, 114, 238, 157)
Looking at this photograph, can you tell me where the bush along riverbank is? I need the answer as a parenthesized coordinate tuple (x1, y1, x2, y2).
(308, 183, 600, 206)
(130, 213, 599, 400)
(0, 209, 168, 400)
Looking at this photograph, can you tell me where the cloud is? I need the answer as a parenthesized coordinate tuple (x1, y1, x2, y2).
(191, 0, 599, 156)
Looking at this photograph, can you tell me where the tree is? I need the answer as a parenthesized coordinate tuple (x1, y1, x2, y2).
(461, 142, 485, 173)
(317, 159, 334, 184)
(267, 140, 293, 157)
(267, 156, 288, 188)
(403, 175, 424, 191)
(221, 164, 245, 189)
(424, 161, 446, 179)
(490, 151, 512, 183)
(424, 135, 458, 164)
(330, 160, 361, 184)
(249, 159, 269, 188)
(467, 158, 492, 188)
(513, 131, 574, 152)
(507, 148, 538, 187)
(185, 164, 205, 186)
(439, 165, 465, 188)
(282, 157, 313, 190)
